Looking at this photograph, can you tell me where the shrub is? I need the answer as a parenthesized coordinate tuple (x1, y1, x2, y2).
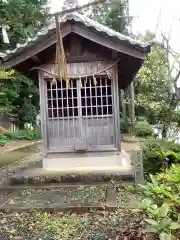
(139, 164, 180, 239)
(134, 120, 154, 137)
(120, 118, 125, 133)
(142, 138, 180, 174)
(0, 133, 11, 145)
(120, 117, 133, 134)
(3, 131, 18, 140)
(15, 128, 41, 140)
(3, 127, 41, 141)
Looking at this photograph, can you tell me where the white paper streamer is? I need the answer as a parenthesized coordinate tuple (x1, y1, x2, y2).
(1, 24, 10, 44)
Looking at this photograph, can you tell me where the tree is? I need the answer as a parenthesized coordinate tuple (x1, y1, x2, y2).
(136, 31, 180, 137)
(0, 0, 48, 51)
(0, 0, 109, 130)
(0, 72, 39, 128)
(0, 0, 47, 128)
(90, 0, 129, 33)
(90, 0, 133, 133)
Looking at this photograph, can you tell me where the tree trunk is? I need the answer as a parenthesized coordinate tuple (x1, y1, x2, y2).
(120, 89, 128, 131)
(162, 124, 168, 138)
(127, 82, 136, 135)
(130, 82, 135, 124)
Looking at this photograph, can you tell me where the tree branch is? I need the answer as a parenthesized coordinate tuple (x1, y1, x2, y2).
(48, 0, 107, 17)
(0, 0, 107, 25)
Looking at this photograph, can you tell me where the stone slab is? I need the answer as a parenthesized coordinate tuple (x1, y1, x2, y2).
(43, 150, 131, 170)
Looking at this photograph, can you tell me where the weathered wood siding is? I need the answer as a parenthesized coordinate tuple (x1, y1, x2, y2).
(38, 60, 120, 153)
(47, 117, 114, 152)
(41, 61, 115, 78)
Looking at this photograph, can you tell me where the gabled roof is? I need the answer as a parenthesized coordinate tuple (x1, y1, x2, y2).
(1, 11, 151, 61)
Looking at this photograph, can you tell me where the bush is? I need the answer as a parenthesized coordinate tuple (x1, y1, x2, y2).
(15, 128, 41, 140)
(134, 120, 154, 137)
(0, 133, 11, 145)
(142, 138, 180, 174)
(2, 127, 41, 142)
(120, 117, 133, 134)
(139, 164, 180, 239)
(120, 118, 125, 133)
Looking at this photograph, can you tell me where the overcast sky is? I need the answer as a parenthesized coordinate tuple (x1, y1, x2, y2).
(50, 0, 180, 51)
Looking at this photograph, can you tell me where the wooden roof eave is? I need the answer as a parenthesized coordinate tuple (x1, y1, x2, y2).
(0, 21, 150, 70)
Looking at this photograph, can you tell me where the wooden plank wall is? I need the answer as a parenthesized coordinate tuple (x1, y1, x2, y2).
(40, 61, 115, 78)
(38, 61, 120, 153)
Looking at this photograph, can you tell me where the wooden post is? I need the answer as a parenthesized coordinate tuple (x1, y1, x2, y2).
(114, 65, 121, 151)
(38, 70, 48, 157)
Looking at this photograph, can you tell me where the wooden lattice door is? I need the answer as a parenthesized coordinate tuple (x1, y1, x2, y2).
(46, 76, 115, 152)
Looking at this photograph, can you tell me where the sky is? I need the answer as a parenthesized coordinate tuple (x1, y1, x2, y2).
(50, 0, 180, 51)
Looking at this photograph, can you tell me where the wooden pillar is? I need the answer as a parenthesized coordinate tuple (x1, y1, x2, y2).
(38, 70, 48, 157)
(114, 65, 121, 151)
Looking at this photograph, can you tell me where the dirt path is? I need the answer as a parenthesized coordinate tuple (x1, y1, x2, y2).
(121, 141, 141, 152)
(0, 140, 41, 154)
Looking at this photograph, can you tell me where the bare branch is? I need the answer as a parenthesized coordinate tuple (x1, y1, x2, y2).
(161, 33, 179, 55)
(173, 70, 180, 87)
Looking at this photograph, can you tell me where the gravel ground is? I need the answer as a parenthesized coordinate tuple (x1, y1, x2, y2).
(0, 153, 42, 185)
(0, 212, 53, 240)
(0, 143, 157, 240)
(6, 186, 106, 206)
(0, 190, 158, 240)
(0, 152, 42, 208)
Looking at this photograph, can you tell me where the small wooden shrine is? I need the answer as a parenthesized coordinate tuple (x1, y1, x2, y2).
(0, 0, 151, 170)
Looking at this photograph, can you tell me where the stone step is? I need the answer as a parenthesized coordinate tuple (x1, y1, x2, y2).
(9, 166, 134, 185)
(43, 150, 132, 170)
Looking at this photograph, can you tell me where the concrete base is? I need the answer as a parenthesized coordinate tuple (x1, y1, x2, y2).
(43, 150, 132, 171)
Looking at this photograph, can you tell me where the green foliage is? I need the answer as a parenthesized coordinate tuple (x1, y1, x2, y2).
(136, 31, 180, 135)
(143, 202, 180, 239)
(14, 128, 40, 140)
(0, 0, 49, 51)
(0, 69, 15, 79)
(134, 120, 154, 137)
(91, 0, 130, 33)
(120, 117, 125, 133)
(2, 127, 40, 141)
(120, 115, 133, 133)
(139, 165, 180, 239)
(0, 133, 12, 145)
(136, 36, 171, 125)
(0, 71, 39, 126)
(142, 138, 180, 174)
(0, 69, 15, 112)
(0, 1, 47, 123)
(139, 174, 179, 205)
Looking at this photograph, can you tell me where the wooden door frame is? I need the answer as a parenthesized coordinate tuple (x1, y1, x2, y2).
(38, 65, 120, 154)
